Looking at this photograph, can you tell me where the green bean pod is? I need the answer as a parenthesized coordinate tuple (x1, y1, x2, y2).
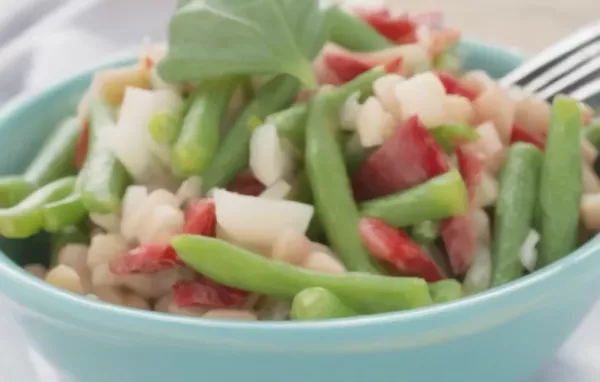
(0, 177, 76, 238)
(269, 67, 385, 150)
(149, 111, 182, 145)
(23, 117, 80, 187)
(428, 279, 463, 304)
(491, 143, 542, 286)
(325, 7, 394, 52)
(305, 96, 381, 274)
(42, 193, 88, 232)
(291, 287, 359, 320)
(171, 80, 238, 177)
(537, 96, 583, 267)
(0, 118, 81, 208)
(173, 235, 433, 314)
(200, 75, 300, 193)
(430, 124, 479, 152)
(78, 99, 130, 213)
(359, 169, 469, 227)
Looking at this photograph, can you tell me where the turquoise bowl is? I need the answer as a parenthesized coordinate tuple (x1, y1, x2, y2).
(1, 41, 599, 382)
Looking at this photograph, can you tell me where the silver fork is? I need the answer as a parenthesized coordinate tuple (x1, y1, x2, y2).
(499, 19, 600, 103)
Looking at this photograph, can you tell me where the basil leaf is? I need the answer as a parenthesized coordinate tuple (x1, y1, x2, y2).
(159, 0, 325, 88)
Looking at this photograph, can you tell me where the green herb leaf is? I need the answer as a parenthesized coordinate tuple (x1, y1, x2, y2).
(158, 0, 325, 88)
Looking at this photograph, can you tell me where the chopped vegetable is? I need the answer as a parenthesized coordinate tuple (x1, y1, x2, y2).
(325, 7, 394, 52)
(172, 277, 248, 309)
(491, 143, 542, 287)
(430, 124, 480, 152)
(305, 96, 381, 274)
(428, 279, 463, 304)
(537, 97, 583, 267)
(173, 235, 433, 314)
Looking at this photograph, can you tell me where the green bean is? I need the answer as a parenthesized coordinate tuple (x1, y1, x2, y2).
(411, 220, 439, 245)
(78, 100, 130, 213)
(491, 143, 542, 286)
(305, 96, 381, 274)
(201, 75, 300, 193)
(268, 67, 385, 150)
(537, 97, 583, 267)
(286, 171, 324, 241)
(0, 118, 80, 208)
(23, 117, 80, 187)
(42, 193, 88, 232)
(583, 119, 600, 150)
(0, 176, 36, 208)
(430, 124, 479, 152)
(325, 7, 394, 52)
(171, 81, 238, 177)
(428, 279, 463, 304)
(149, 111, 181, 145)
(0, 177, 75, 238)
(172, 235, 433, 314)
(359, 169, 468, 227)
(50, 224, 90, 266)
(291, 287, 359, 320)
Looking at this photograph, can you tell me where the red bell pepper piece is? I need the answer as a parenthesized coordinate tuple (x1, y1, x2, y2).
(436, 72, 477, 101)
(440, 214, 476, 275)
(357, 8, 418, 44)
(439, 146, 482, 275)
(172, 277, 248, 309)
(359, 217, 445, 282)
(182, 198, 217, 237)
(352, 115, 451, 200)
(109, 243, 183, 275)
(323, 51, 404, 84)
(74, 119, 89, 170)
(227, 170, 265, 196)
(510, 124, 546, 150)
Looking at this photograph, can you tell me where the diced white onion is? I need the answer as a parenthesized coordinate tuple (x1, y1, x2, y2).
(137, 205, 184, 245)
(395, 72, 446, 127)
(443, 95, 474, 125)
(260, 179, 292, 200)
(339, 91, 361, 131)
(519, 230, 539, 272)
(474, 172, 499, 209)
(250, 123, 294, 186)
(372, 74, 405, 120)
(214, 189, 314, 249)
(121, 188, 180, 243)
(472, 209, 491, 246)
(463, 245, 492, 295)
(356, 96, 394, 148)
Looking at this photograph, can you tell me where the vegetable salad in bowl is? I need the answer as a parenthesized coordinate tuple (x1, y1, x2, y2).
(3, 1, 598, 322)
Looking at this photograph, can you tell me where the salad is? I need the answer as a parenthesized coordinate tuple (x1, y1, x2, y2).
(3, 1, 599, 321)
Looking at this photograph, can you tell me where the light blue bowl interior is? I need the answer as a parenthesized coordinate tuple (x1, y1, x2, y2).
(2, 40, 600, 382)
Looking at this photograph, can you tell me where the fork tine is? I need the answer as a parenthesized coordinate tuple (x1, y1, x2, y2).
(499, 20, 600, 88)
(536, 55, 600, 100)
(569, 77, 600, 102)
(522, 41, 600, 94)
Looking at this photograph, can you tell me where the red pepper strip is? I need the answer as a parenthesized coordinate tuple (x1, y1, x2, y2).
(109, 243, 183, 275)
(357, 8, 418, 44)
(74, 119, 89, 170)
(436, 72, 477, 101)
(173, 277, 249, 308)
(182, 198, 217, 237)
(359, 217, 445, 282)
(440, 146, 483, 275)
(323, 51, 404, 84)
(227, 170, 265, 196)
(352, 115, 451, 200)
(510, 124, 546, 150)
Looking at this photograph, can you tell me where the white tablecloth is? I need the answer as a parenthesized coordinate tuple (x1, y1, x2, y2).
(0, 0, 599, 380)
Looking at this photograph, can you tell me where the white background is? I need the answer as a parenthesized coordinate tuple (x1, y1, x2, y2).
(0, 0, 599, 381)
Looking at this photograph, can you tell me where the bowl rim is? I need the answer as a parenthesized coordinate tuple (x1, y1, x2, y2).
(1, 39, 595, 341)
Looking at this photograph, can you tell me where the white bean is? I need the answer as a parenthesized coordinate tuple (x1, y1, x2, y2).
(58, 244, 89, 274)
(137, 204, 184, 245)
(121, 268, 181, 299)
(271, 229, 312, 265)
(473, 86, 515, 145)
(121, 292, 151, 311)
(443, 95, 474, 125)
(581, 194, 600, 230)
(87, 234, 129, 270)
(167, 302, 208, 317)
(176, 176, 203, 205)
(94, 286, 126, 305)
(121, 188, 179, 242)
(154, 294, 173, 313)
(25, 264, 47, 279)
(203, 309, 257, 321)
(302, 251, 346, 274)
(45, 265, 84, 295)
